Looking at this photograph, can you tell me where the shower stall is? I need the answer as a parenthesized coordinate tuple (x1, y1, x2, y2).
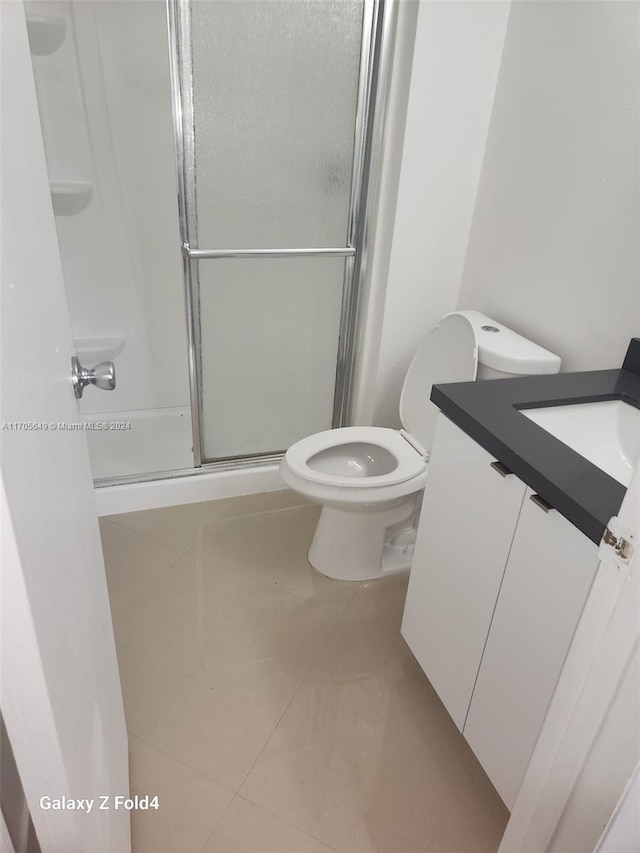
(26, 0, 395, 509)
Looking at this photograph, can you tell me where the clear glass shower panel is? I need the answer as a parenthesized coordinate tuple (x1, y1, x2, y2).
(198, 258, 346, 460)
(190, 0, 365, 249)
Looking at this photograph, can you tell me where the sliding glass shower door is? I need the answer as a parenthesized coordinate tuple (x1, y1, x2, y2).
(169, 0, 382, 463)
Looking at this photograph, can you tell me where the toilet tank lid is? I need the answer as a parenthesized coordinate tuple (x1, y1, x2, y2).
(456, 310, 562, 375)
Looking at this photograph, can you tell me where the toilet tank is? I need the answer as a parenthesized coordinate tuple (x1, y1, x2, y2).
(457, 311, 562, 379)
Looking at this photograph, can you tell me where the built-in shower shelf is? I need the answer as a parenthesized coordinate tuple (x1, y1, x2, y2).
(26, 14, 67, 56)
(74, 337, 126, 364)
(50, 182, 93, 216)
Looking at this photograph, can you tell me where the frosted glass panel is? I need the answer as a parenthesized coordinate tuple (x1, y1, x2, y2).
(190, 0, 364, 248)
(198, 259, 345, 459)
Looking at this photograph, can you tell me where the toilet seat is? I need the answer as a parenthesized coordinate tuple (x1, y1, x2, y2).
(284, 426, 427, 488)
(279, 311, 561, 582)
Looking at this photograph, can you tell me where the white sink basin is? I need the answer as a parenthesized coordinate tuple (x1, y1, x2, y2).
(521, 400, 640, 487)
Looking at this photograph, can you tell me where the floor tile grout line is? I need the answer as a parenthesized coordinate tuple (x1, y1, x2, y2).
(196, 791, 239, 853)
(234, 607, 344, 795)
(220, 564, 360, 617)
(98, 515, 195, 546)
(102, 503, 316, 555)
(104, 503, 345, 619)
(197, 506, 359, 618)
(128, 733, 237, 796)
(228, 582, 410, 852)
(119, 571, 343, 796)
(221, 501, 314, 523)
(121, 583, 411, 812)
(101, 496, 312, 535)
(206, 793, 347, 853)
(110, 495, 505, 851)
(99, 517, 191, 571)
(199, 503, 316, 543)
(140, 537, 358, 620)
(110, 498, 354, 851)
(226, 613, 351, 851)
(150, 532, 360, 621)
(99, 515, 142, 532)
(241, 796, 348, 853)
(340, 577, 371, 619)
(109, 546, 193, 622)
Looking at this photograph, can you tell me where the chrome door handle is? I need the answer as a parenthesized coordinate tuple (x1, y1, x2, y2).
(71, 356, 116, 399)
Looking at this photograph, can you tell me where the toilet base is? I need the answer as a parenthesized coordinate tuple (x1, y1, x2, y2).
(308, 495, 421, 581)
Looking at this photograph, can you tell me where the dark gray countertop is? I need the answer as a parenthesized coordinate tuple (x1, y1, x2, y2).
(431, 339, 640, 544)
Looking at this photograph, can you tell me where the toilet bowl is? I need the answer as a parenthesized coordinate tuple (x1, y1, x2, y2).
(280, 311, 561, 581)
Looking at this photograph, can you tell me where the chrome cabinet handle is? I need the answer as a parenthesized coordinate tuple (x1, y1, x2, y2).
(490, 461, 513, 478)
(71, 356, 116, 399)
(530, 493, 554, 513)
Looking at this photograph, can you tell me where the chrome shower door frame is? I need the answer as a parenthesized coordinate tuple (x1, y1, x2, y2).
(167, 0, 396, 469)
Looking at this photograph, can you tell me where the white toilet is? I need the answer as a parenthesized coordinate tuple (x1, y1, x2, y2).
(280, 310, 561, 581)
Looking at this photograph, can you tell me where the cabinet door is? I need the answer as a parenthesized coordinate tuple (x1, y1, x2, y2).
(463, 489, 599, 809)
(401, 415, 527, 729)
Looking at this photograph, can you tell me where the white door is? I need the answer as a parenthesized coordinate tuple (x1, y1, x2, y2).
(0, 3, 130, 852)
(499, 456, 640, 852)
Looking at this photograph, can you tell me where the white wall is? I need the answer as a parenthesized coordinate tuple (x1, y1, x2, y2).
(457, 1, 640, 372)
(350, 0, 419, 423)
(362, 0, 511, 428)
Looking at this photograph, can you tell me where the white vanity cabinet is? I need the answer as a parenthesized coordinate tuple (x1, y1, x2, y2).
(401, 415, 528, 729)
(402, 413, 600, 808)
(463, 487, 598, 807)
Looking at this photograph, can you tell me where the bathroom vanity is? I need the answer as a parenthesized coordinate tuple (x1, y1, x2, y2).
(401, 338, 640, 810)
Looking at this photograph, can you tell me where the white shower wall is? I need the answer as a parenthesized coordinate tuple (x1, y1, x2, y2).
(28, 0, 192, 477)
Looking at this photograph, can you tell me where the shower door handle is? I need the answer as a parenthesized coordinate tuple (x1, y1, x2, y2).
(71, 356, 116, 399)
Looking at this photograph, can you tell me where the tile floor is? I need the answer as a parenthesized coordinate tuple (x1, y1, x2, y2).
(100, 490, 509, 853)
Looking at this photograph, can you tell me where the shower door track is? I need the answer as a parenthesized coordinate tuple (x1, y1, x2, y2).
(94, 452, 283, 489)
(160, 0, 397, 476)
